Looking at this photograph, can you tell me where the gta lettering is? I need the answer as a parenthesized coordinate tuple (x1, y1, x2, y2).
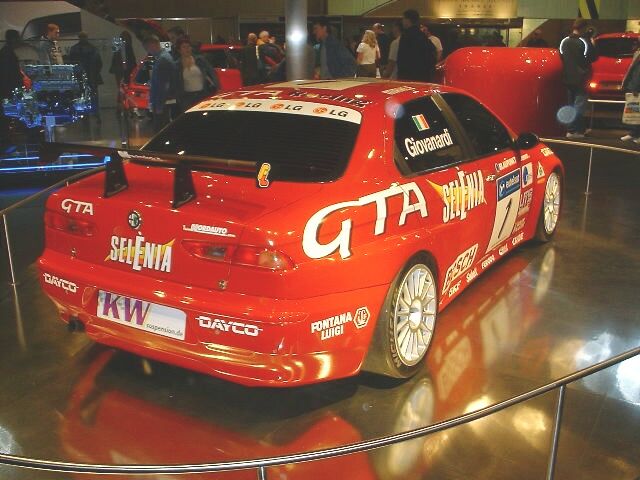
(303, 182, 427, 259)
(108, 235, 173, 273)
(197, 315, 261, 337)
(441, 170, 485, 223)
(61, 198, 93, 215)
(43, 272, 78, 293)
(512, 232, 524, 246)
(404, 128, 454, 158)
(311, 312, 353, 341)
(481, 255, 495, 270)
(443, 244, 478, 294)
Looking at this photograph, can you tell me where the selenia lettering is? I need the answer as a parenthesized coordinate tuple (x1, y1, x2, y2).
(429, 170, 485, 223)
(303, 182, 427, 259)
(107, 236, 174, 272)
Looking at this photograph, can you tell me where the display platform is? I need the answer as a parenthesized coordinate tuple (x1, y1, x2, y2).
(0, 144, 638, 480)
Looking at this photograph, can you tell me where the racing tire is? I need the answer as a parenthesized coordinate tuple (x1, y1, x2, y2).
(535, 170, 562, 242)
(363, 254, 438, 379)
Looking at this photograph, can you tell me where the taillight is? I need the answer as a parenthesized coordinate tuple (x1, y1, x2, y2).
(45, 211, 96, 236)
(181, 240, 294, 271)
(588, 81, 598, 89)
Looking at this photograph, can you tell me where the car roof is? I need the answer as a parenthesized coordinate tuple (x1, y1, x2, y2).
(216, 79, 463, 108)
(596, 32, 640, 40)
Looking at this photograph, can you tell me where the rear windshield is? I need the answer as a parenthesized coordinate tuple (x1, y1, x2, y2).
(596, 38, 637, 58)
(144, 109, 361, 182)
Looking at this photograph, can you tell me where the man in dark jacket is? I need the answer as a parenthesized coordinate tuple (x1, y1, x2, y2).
(373, 23, 390, 68)
(144, 35, 177, 132)
(0, 29, 23, 153)
(69, 32, 103, 120)
(397, 9, 436, 82)
(559, 19, 594, 138)
(313, 18, 356, 79)
(241, 33, 260, 85)
(621, 38, 640, 142)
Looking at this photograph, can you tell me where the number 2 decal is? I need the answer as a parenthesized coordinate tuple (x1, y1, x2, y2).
(487, 170, 521, 253)
(498, 198, 512, 239)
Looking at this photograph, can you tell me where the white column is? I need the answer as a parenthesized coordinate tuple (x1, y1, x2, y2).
(285, 0, 308, 80)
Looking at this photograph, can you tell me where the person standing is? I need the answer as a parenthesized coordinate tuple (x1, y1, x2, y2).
(241, 33, 260, 85)
(38, 23, 64, 65)
(175, 37, 217, 112)
(167, 26, 186, 60)
(397, 10, 436, 82)
(144, 35, 177, 132)
(422, 25, 443, 62)
(0, 29, 23, 153)
(312, 17, 356, 79)
(69, 32, 103, 121)
(526, 29, 549, 48)
(110, 31, 137, 88)
(356, 30, 379, 78)
(372, 23, 390, 69)
(384, 20, 402, 79)
(559, 19, 594, 139)
(621, 38, 640, 143)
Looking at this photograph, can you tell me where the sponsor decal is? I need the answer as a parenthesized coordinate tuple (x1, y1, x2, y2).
(353, 307, 370, 329)
(404, 129, 454, 158)
(382, 85, 415, 95)
(127, 211, 142, 229)
(412, 114, 430, 131)
(197, 315, 261, 337)
(107, 235, 174, 273)
(257, 162, 271, 188)
(521, 153, 530, 161)
(541, 147, 554, 157)
(521, 163, 533, 188)
(537, 162, 546, 179)
(466, 268, 478, 283)
(288, 90, 370, 108)
(311, 307, 369, 340)
(495, 156, 516, 172)
(448, 281, 461, 298)
(429, 170, 485, 223)
(270, 79, 370, 91)
(97, 291, 186, 340)
(512, 232, 525, 246)
(42, 272, 78, 293)
(499, 244, 509, 256)
(481, 255, 495, 270)
(513, 217, 526, 233)
(442, 244, 479, 294)
(188, 99, 362, 124)
(61, 198, 93, 215)
(518, 189, 534, 216)
(487, 170, 521, 252)
(303, 182, 427, 259)
(182, 224, 235, 238)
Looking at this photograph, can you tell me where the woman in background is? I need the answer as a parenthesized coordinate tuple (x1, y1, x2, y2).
(356, 30, 379, 78)
(175, 37, 217, 113)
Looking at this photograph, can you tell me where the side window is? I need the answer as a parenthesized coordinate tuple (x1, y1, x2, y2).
(394, 97, 465, 173)
(441, 93, 513, 157)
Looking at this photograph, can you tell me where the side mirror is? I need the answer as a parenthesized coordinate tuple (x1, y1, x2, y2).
(515, 132, 540, 150)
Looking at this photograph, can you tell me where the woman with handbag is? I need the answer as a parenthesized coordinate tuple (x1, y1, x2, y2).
(621, 38, 640, 143)
(356, 30, 380, 78)
(175, 37, 218, 113)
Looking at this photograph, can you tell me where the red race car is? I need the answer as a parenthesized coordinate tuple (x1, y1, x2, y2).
(588, 32, 640, 100)
(38, 79, 563, 387)
(120, 45, 243, 116)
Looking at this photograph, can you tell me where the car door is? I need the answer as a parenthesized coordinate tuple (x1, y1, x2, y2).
(438, 93, 523, 257)
(392, 95, 493, 301)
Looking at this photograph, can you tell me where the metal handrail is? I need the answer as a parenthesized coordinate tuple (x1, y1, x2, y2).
(0, 346, 637, 475)
(540, 137, 640, 155)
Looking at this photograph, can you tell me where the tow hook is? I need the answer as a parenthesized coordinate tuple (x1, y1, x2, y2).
(68, 317, 85, 333)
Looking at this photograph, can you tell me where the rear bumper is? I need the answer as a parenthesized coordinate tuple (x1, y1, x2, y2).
(38, 249, 386, 386)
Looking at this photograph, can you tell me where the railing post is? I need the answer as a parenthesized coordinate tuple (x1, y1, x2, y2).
(546, 385, 566, 480)
(3, 213, 18, 286)
(585, 146, 594, 195)
(257, 465, 268, 480)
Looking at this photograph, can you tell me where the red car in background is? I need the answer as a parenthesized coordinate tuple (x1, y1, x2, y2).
(120, 44, 243, 116)
(588, 32, 640, 99)
(38, 79, 563, 386)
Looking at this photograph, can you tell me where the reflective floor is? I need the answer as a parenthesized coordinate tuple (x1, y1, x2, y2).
(0, 142, 639, 480)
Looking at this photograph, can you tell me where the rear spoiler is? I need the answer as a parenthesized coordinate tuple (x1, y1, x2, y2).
(40, 142, 257, 208)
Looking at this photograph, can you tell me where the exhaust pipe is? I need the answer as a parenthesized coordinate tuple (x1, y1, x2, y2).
(67, 317, 85, 333)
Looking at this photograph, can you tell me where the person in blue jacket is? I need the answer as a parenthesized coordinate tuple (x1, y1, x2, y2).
(143, 35, 177, 132)
(312, 18, 356, 79)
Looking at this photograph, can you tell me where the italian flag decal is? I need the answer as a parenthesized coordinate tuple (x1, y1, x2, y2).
(412, 114, 430, 131)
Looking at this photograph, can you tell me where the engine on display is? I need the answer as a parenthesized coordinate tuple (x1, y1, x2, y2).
(2, 64, 95, 128)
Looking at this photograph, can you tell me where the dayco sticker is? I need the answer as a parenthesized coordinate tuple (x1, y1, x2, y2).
(404, 128, 454, 157)
(183, 223, 235, 238)
(197, 315, 261, 337)
(43, 272, 78, 293)
(188, 98, 362, 124)
(442, 244, 478, 294)
(429, 170, 485, 223)
(61, 198, 93, 215)
(303, 183, 427, 260)
(311, 306, 370, 341)
(107, 236, 174, 273)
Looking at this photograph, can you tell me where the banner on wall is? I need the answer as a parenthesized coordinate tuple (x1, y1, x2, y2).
(425, 0, 518, 19)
